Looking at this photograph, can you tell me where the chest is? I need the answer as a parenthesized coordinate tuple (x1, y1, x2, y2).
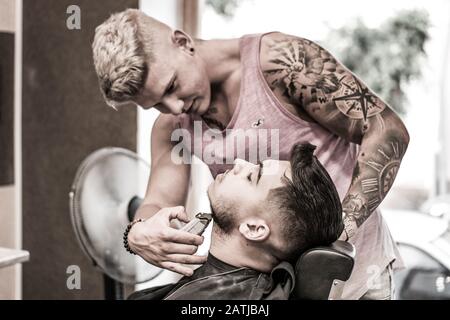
(203, 71, 242, 130)
(204, 74, 314, 131)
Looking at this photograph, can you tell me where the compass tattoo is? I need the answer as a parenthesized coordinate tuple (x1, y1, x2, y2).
(332, 75, 385, 122)
(329, 75, 387, 138)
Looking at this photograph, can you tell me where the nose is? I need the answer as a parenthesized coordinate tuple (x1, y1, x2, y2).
(161, 96, 185, 115)
(232, 159, 246, 175)
(232, 159, 256, 175)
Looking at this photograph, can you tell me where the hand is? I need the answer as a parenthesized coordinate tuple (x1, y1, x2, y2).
(127, 206, 207, 276)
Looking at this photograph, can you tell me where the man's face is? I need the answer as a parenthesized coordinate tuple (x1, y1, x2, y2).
(207, 159, 292, 232)
(134, 40, 211, 116)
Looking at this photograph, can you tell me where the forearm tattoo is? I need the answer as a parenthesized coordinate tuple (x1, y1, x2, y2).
(263, 35, 409, 233)
(342, 194, 370, 228)
(343, 134, 407, 231)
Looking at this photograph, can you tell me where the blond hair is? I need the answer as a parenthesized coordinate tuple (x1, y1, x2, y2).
(92, 9, 164, 109)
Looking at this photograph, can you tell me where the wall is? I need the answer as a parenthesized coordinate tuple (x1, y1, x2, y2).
(21, 0, 138, 299)
(0, 0, 17, 300)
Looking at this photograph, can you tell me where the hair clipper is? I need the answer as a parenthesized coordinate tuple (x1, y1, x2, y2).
(181, 212, 212, 235)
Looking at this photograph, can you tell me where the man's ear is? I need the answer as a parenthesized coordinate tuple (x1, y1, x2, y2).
(238, 218, 270, 242)
(171, 29, 194, 54)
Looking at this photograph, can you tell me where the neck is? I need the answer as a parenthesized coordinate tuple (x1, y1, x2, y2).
(208, 224, 279, 273)
(196, 38, 240, 85)
(196, 38, 241, 121)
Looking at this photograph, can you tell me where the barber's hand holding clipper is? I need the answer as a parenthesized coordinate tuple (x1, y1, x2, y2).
(127, 205, 207, 277)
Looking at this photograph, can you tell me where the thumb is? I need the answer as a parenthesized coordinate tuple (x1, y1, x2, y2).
(167, 206, 190, 223)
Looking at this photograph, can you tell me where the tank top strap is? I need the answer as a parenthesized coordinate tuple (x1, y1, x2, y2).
(238, 33, 262, 69)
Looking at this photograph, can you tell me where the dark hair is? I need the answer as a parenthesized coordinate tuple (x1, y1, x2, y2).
(268, 143, 343, 261)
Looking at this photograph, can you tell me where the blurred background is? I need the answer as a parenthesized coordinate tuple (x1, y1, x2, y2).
(0, 0, 449, 299)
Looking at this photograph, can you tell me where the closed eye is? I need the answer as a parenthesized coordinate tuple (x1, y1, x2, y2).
(167, 80, 176, 94)
(257, 162, 263, 184)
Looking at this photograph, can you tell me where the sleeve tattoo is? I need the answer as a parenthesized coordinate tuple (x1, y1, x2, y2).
(263, 35, 410, 237)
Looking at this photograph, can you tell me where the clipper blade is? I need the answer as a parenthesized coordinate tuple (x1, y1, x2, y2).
(181, 212, 212, 235)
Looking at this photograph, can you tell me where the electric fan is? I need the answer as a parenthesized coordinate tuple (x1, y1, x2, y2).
(69, 147, 163, 299)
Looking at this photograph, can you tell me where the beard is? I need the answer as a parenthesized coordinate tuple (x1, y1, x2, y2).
(210, 199, 236, 235)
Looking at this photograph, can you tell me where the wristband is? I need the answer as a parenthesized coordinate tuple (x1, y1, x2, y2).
(123, 218, 145, 255)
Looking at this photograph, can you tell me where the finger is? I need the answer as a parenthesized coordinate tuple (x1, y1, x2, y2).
(165, 228, 204, 245)
(166, 206, 190, 223)
(162, 243, 198, 255)
(166, 254, 207, 265)
(160, 261, 194, 277)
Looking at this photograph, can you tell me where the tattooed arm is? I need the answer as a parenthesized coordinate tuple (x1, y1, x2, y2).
(261, 33, 410, 238)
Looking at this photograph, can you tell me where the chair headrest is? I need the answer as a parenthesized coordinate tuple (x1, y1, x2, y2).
(292, 240, 356, 300)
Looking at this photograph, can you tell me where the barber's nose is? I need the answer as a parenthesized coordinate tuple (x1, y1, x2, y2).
(161, 96, 184, 115)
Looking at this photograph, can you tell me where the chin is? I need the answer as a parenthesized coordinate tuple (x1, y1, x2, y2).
(206, 184, 214, 199)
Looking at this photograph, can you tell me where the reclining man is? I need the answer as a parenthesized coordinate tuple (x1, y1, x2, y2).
(128, 143, 344, 300)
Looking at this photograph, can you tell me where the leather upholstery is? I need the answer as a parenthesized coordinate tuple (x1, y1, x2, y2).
(293, 240, 356, 300)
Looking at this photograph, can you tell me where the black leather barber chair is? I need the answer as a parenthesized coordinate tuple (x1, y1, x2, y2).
(128, 239, 356, 300)
(293, 240, 355, 299)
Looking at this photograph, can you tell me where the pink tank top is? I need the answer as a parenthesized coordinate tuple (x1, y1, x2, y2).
(173, 33, 403, 299)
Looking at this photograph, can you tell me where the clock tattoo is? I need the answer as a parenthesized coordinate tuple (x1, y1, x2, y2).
(360, 140, 404, 212)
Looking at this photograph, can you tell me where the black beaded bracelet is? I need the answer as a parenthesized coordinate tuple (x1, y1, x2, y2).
(123, 218, 145, 255)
